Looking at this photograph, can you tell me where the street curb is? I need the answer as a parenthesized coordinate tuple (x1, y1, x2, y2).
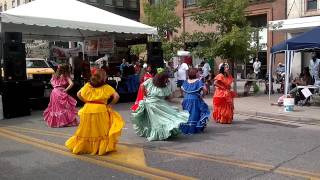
(235, 110, 320, 122)
(170, 97, 320, 123)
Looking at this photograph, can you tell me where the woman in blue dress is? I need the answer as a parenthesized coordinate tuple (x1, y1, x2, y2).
(180, 68, 210, 134)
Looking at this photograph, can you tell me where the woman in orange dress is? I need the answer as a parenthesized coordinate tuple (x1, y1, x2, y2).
(213, 63, 235, 124)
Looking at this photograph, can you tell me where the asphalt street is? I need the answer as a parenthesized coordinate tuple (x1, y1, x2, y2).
(0, 103, 320, 180)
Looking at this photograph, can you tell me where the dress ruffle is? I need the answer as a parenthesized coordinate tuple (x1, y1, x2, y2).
(132, 97, 188, 141)
(43, 88, 78, 128)
(180, 99, 210, 134)
(180, 80, 210, 134)
(65, 107, 124, 155)
(213, 96, 234, 124)
(212, 74, 234, 124)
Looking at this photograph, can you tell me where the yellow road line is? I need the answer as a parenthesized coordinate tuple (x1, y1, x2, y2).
(155, 148, 320, 179)
(0, 128, 197, 180)
(5, 126, 320, 179)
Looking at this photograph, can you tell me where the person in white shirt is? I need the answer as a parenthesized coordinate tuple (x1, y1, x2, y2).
(176, 59, 189, 98)
(309, 52, 320, 83)
(202, 59, 211, 80)
(253, 57, 261, 79)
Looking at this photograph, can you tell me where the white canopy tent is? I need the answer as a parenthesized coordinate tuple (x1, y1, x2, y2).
(0, 0, 157, 41)
(269, 16, 320, 33)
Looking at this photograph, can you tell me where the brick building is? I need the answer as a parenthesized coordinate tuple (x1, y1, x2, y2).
(140, 0, 286, 76)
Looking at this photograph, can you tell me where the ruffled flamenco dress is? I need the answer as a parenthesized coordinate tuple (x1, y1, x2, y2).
(213, 74, 236, 124)
(65, 83, 125, 155)
(179, 80, 210, 134)
(43, 76, 78, 128)
(131, 72, 152, 111)
(131, 79, 188, 141)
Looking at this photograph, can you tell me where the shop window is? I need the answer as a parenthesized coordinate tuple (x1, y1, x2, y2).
(128, 0, 138, 9)
(17, 0, 20, 6)
(0, 5, 2, 12)
(306, 0, 317, 11)
(116, 0, 124, 7)
(4, 2, 7, 11)
(88, 0, 97, 3)
(12, 0, 15, 8)
(104, 0, 113, 5)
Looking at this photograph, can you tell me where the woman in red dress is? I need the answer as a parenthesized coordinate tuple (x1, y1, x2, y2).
(213, 63, 235, 124)
(131, 64, 153, 111)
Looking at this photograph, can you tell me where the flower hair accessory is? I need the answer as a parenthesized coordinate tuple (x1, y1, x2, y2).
(219, 62, 229, 69)
(157, 67, 164, 74)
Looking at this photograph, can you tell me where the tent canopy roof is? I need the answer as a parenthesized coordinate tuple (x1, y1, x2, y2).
(0, 0, 157, 41)
(271, 27, 320, 53)
(269, 16, 320, 33)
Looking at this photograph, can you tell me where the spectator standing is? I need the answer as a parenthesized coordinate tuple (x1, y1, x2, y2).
(309, 52, 320, 83)
(176, 59, 189, 98)
(253, 57, 261, 79)
(73, 52, 83, 82)
(120, 59, 128, 76)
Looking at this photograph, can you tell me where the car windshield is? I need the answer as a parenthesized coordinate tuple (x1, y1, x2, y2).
(26, 60, 50, 68)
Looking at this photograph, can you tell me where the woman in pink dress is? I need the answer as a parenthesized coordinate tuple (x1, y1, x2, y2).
(44, 64, 78, 128)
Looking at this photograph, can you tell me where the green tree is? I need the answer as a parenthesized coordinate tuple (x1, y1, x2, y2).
(143, 0, 181, 61)
(130, 44, 146, 58)
(192, 0, 256, 92)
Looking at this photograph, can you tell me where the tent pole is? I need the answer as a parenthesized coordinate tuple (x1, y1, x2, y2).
(269, 53, 272, 100)
(284, 49, 288, 96)
(0, 20, 3, 81)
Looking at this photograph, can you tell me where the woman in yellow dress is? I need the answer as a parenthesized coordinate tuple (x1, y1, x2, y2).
(65, 69, 125, 155)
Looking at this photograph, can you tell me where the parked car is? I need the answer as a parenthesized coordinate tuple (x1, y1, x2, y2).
(26, 58, 55, 84)
(46, 60, 59, 71)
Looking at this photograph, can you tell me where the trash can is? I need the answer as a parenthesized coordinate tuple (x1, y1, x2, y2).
(284, 98, 294, 112)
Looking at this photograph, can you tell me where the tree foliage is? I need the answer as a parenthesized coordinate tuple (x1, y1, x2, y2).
(143, 0, 181, 61)
(143, 0, 181, 39)
(191, 0, 255, 63)
(189, 0, 258, 92)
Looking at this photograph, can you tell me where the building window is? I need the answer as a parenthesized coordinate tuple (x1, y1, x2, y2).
(128, 0, 137, 9)
(104, 0, 113, 5)
(116, 0, 123, 7)
(17, 0, 20, 6)
(0, 5, 2, 12)
(12, 0, 15, 8)
(306, 0, 317, 11)
(4, 2, 7, 11)
(184, 0, 196, 7)
(88, 0, 97, 3)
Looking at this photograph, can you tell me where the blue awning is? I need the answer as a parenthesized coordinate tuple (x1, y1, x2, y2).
(271, 27, 320, 53)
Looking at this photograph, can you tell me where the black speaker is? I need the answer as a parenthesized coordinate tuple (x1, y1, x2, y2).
(3, 43, 27, 81)
(5, 32, 22, 43)
(28, 79, 45, 98)
(2, 80, 31, 119)
(147, 42, 164, 69)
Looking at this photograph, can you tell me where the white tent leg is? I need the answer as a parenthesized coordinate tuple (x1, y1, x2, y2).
(268, 53, 273, 100)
